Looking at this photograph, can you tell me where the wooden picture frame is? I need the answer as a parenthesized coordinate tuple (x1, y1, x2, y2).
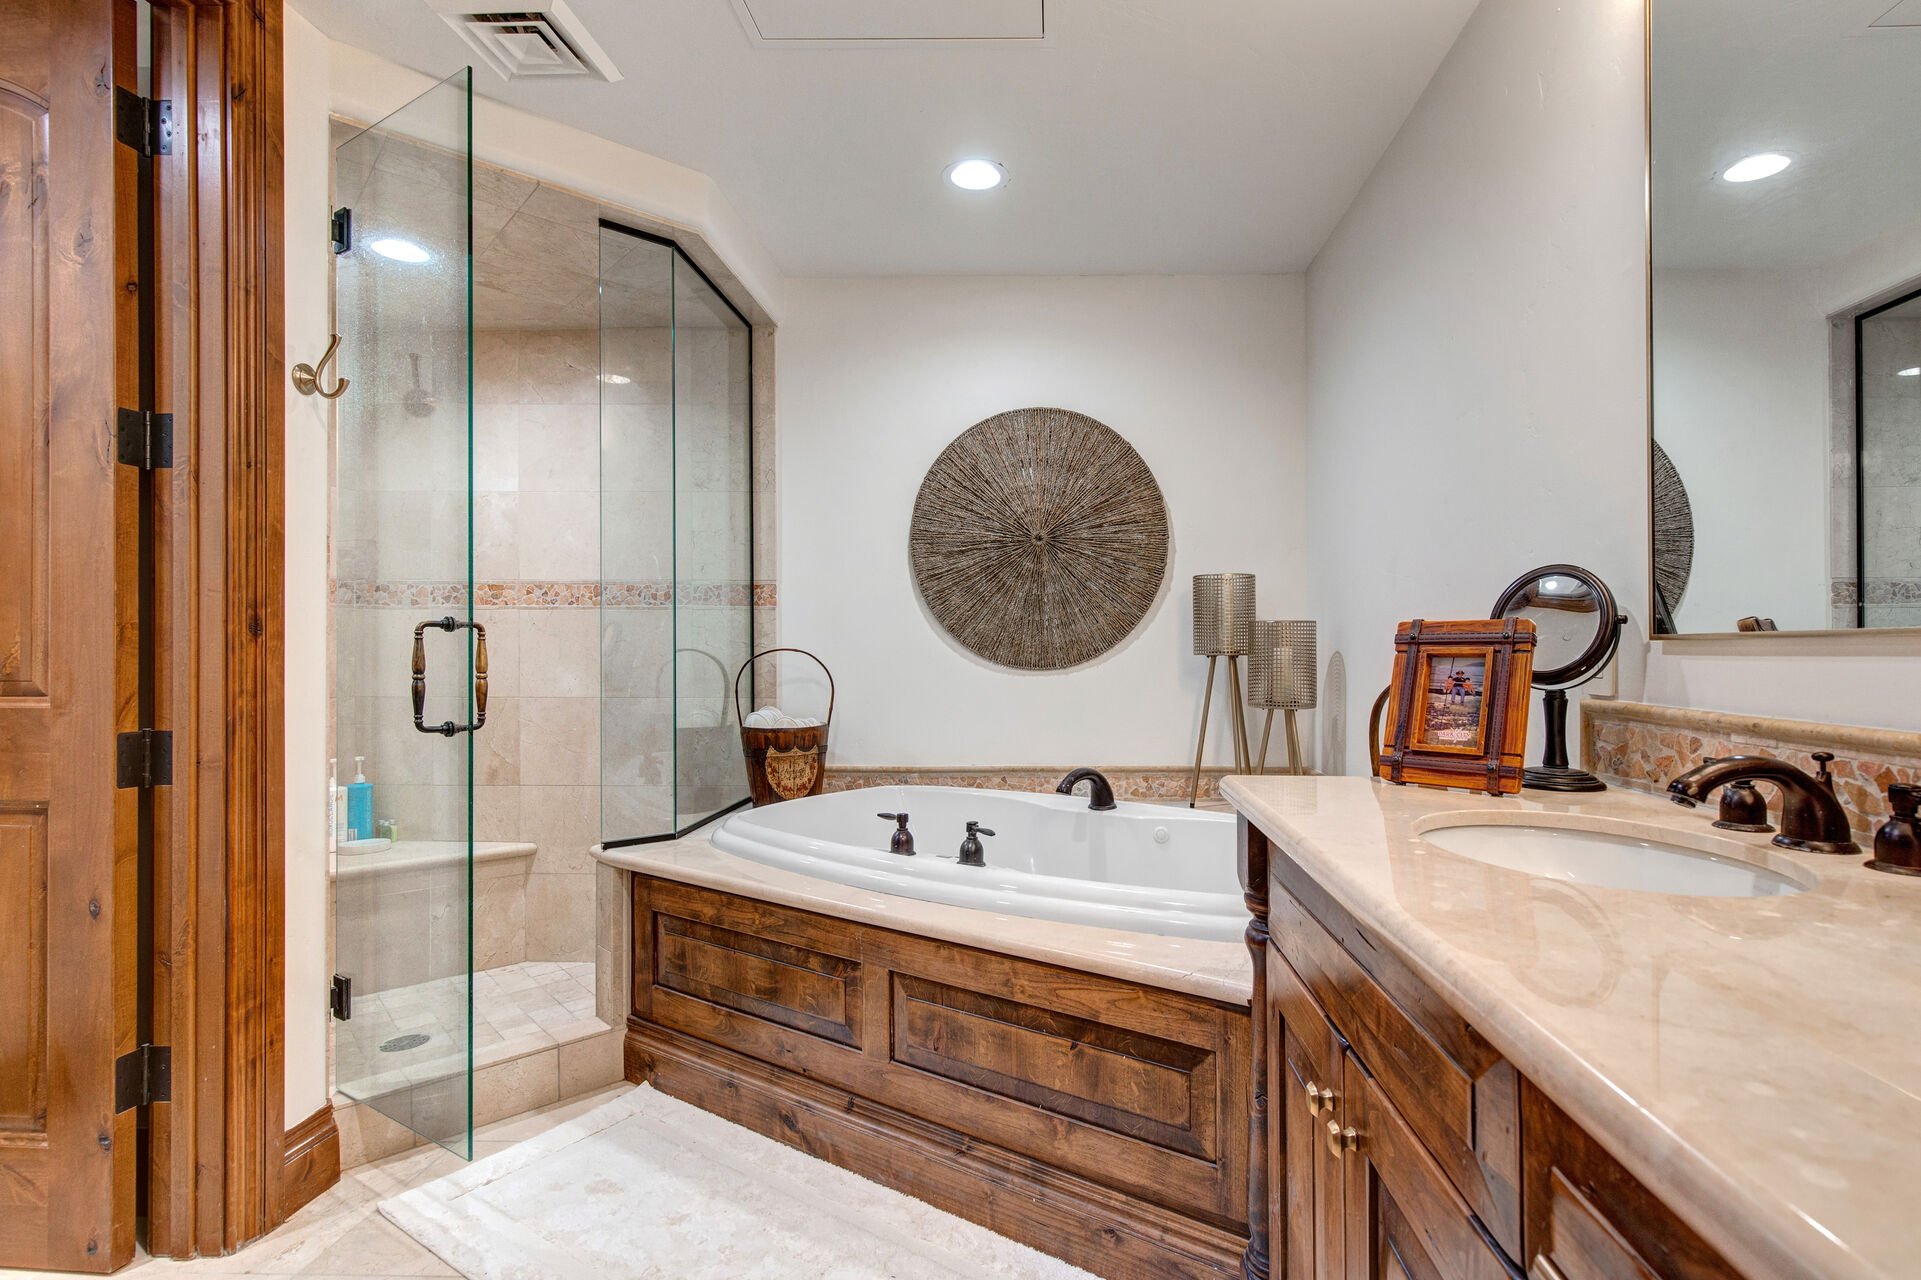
(1375, 618, 1536, 795)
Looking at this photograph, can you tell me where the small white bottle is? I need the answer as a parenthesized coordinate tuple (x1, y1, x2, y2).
(327, 757, 339, 854)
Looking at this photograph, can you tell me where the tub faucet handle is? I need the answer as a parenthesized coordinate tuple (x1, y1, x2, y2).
(877, 812, 915, 856)
(958, 821, 995, 868)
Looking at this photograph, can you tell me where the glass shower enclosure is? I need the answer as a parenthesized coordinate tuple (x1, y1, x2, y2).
(330, 69, 478, 1156)
(598, 223, 755, 844)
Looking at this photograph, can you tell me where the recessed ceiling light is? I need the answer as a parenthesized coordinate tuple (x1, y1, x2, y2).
(599, 373, 633, 385)
(944, 159, 1006, 192)
(1898, 367, 1921, 377)
(369, 237, 432, 263)
(1721, 153, 1792, 184)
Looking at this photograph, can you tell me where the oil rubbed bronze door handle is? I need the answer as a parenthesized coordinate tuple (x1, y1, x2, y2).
(411, 616, 488, 736)
(292, 333, 350, 399)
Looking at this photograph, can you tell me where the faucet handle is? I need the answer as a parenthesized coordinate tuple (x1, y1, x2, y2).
(966, 822, 995, 837)
(1811, 751, 1836, 794)
(878, 811, 909, 823)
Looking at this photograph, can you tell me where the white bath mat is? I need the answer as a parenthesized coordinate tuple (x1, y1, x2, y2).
(379, 1084, 1096, 1279)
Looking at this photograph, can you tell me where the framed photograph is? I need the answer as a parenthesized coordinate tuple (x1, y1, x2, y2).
(1375, 618, 1536, 794)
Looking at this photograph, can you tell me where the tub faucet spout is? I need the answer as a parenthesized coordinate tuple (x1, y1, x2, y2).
(1056, 767, 1117, 812)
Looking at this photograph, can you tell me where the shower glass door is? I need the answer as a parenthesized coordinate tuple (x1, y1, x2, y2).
(331, 68, 477, 1156)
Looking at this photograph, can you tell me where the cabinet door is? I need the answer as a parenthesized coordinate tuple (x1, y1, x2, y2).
(1521, 1082, 1745, 1280)
(1269, 944, 1347, 1280)
(1276, 1020, 1345, 1280)
(1341, 1056, 1515, 1280)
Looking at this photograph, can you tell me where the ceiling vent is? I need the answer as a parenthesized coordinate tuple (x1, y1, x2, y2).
(427, 1, 622, 82)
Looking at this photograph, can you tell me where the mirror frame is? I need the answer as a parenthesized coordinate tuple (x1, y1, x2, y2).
(1491, 564, 1622, 688)
(1643, 0, 1921, 645)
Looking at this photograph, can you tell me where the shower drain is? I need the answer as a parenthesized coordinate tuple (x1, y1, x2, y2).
(379, 1033, 431, 1053)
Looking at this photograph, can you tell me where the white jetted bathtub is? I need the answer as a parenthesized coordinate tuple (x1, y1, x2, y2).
(710, 785, 1243, 941)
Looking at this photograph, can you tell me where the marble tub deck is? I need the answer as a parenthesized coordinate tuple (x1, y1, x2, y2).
(592, 831, 1254, 1008)
(1224, 774, 1921, 1280)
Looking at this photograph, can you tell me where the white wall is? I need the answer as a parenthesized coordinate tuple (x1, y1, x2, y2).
(1653, 267, 1829, 633)
(778, 275, 1309, 768)
(1305, 0, 1921, 750)
(283, 5, 332, 1124)
(1303, 0, 1651, 776)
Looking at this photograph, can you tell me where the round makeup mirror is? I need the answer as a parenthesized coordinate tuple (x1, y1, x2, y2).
(1491, 564, 1624, 792)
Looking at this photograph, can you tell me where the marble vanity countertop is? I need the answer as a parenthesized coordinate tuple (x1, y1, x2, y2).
(1222, 775, 1921, 1280)
(592, 837, 1252, 1007)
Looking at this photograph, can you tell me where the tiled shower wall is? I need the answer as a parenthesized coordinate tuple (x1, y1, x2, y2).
(473, 327, 607, 963)
(1834, 314, 1921, 626)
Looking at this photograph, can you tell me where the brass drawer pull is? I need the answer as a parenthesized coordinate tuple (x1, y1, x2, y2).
(1325, 1120, 1359, 1158)
(1303, 1079, 1335, 1116)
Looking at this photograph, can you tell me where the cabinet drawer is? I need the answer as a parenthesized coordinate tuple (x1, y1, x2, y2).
(1270, 865, 1523, 1259)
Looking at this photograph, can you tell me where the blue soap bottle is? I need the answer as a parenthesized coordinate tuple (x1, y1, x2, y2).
(347, 755, 374, 842)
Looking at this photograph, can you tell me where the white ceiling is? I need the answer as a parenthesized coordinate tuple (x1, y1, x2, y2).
(291, 0, 1479, 276)
(1654, 0, 1921, 270)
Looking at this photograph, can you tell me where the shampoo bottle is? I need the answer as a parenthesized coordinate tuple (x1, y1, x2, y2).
(347, 756, 373, 843)
(328, 758, 339, 854)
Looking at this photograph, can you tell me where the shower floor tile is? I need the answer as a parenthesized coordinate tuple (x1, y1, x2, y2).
(337, 960, 602, 1102)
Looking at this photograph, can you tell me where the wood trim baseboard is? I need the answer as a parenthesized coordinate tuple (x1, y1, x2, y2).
(278, 1105, 340, 1220)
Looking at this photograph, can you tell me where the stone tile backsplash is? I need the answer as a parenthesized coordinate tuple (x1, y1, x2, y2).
(1582, 699, 1921, 840)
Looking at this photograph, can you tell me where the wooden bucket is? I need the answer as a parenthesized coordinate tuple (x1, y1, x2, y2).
(734, 648, 835, 806)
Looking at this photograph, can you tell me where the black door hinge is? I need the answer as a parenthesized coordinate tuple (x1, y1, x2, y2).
(331, 974, 352, 1021)
(114, 1044, 171, 1113)
(331, 207, 352, 255)
(116, 407, 173, 469)
(113, 86, 172, 157)
(115, 729, 173, 789)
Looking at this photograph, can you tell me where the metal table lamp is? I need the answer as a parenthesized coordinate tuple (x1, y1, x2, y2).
(1247, 620, 1317, 775)
(1188, 573, 1256, 806)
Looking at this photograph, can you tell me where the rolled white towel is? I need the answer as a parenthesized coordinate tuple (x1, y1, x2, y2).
(743, 706, 824, 730)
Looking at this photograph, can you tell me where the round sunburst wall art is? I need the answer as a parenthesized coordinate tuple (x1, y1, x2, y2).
(909, 408, 1170, 670)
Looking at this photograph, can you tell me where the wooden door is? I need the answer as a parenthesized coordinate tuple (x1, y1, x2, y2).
(0, 0, 142, 1270)
(1340, 1059, 1512, 1280)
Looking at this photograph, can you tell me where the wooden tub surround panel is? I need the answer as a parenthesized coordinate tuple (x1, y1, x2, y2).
(625, 875, 1252, 1280)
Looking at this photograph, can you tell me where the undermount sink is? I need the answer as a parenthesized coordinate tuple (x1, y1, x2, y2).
(1419, 822, 1811, 898)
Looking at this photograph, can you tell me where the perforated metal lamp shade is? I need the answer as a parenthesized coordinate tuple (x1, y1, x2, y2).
(1192, 573, 1256, 656)
(1247, 620, 1317, 711)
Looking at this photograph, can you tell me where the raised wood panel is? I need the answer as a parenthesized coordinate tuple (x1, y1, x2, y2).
(1269, 873, 1521, 1259)
(629, 874, 1250, 1265)
(634, 1024, 1245, 1280)
(654, 911, 861, 1046)
(0, 809, 47, 1132)
(0, 80, 49, 701)
(892, 973, 1212, 1158)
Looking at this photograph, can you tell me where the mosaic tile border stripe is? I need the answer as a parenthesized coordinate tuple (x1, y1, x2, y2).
(824, 767, 1247, 804)
(1830, 579, 1921, 606)
(1581, 698, 1921, 840)
(332, 580, 775, 609)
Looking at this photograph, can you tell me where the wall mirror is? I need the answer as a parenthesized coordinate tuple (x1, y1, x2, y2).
(1650, 0, 1921, 635)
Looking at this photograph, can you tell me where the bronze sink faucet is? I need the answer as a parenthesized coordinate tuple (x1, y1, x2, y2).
(1667, 753, 1859, 854)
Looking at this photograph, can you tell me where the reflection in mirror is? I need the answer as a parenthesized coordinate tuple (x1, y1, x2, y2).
(1492, 565, 1623, 793)
(1650, 0, 1921, 633)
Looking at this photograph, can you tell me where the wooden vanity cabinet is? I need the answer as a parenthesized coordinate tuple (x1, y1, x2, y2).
(1267, 945, 1512, 1280)
(1242, 819, 1750, 1280)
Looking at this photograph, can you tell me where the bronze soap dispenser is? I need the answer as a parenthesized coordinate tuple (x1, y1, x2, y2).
(1867, 783, 1921, 877)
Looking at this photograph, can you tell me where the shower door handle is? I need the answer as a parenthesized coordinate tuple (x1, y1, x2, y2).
(411, 617, 488, 736)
